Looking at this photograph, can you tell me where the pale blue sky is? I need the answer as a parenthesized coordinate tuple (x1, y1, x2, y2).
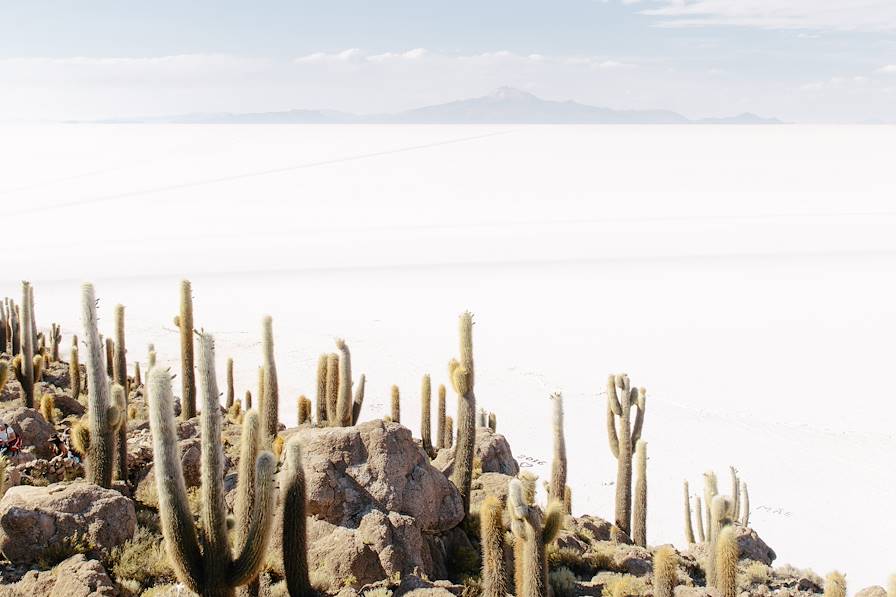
(1, 1, 895, 122)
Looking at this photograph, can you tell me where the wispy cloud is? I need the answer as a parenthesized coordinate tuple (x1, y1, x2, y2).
(640, 0, 896, 31)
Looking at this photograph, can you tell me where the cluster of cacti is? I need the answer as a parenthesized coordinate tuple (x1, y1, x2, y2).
(449, 311, 476, 514)
(174, 279, 196, 420)
(507, 473, 564, 597)
(684, 467, 750, 546)
(80, 284, 126, 488)
(147, 332, 276, 597)
(605, 373, 646, 537)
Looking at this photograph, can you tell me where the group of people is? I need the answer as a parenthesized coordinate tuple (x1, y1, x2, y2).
(0, 421, 80, 462)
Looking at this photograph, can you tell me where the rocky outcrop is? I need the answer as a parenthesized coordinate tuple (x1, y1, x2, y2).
(856, 587, 888, 597)
(470, 472, 513, 512)
(0, 482, 135, 564)
(135, 436, 212, 505)
(270, 420, 464, 589)
(432, 427, 519, 477)
(0, 555, 117, 597)
(12, 455, 84, 485)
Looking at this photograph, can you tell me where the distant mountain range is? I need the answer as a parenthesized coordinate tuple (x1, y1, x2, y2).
(96, 87, 784, 125)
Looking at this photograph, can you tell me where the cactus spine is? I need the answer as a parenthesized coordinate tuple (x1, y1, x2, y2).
(436, 384, 446, 449)
(176, 280, 196, 420)
(480, 495, 507, 597)
(261, 316, 279, 442)
(549, 393, 567, 508)
(225, 358, 234, 409)
(351, 374, 366, 425)
(390, 385, 401, 423)
(606, 374, 646, 537)
(633, 439, 647, 547)
(282, 439, 312, 597)
(19, 282, 35, 408)
(653, 546, 679, 597)
(315, 354, 328, 425)
(113, 304, 128, 482)
(147, 334, 276, 597)
(715, 525, 738, 597)
(335, 338, 353, 427)
(449, 311, 476, 514)
(683, 481, 695, 544)
(421, 374, 432, 453)
(81, 284, 120, 488)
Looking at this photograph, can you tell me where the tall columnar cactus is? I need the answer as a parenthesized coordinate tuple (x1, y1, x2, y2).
(653, 546, 679, 597)
(823, 573, 847, 597)
(633, 440, 647, 547)
(175, 280, 196, 420)
(739, 481, 750, 527)
(325, 353, 338, 425)
(703, 471, 719, 541)
(606, 373, 646, 537)
(19, 282, 35, 408)
(549, 393, 567, 506)
(113, 304, 129, 482)
(10, 301, 20, 356)
(105, 337, 115, 378)
(480, 495, 507, 597)
(147, 334, 277, 597)
(260, 316, 280, 442)
(315, 354, 328, 425)
(507, 476, 564, 597)
(888, 574, 895, 597)
(49, 323, 61, 362)
(390, 385, 401, 423)
(0, 301, 7, 353)
(729, 467, 740, 521)
(436, 384, 446, 450)
(715, 525, 738, 597)
(421, 374, 432, 453)
(351, 374, 366, 425)
(225, 358, 235, 409)
(70, 340, 81, 403)
(81, 284, 124, 488)
(683, 481, 696, 544)
(234, 408, 262, 594)
(0, 360, 8, 394)
(444, 416, 453, 449)
(282, 439, 312, 597)
(335, 338, 353, 427)
(706, 495, 733, 587)
(694, 496, 705, 543)
(449, 311, 476, 514)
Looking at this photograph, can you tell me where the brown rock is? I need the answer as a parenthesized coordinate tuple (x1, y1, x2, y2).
(0, 554, 117, 597)
(1, 407, 56, 459)
(0, 482, 135, 564)
(856, 587, 887, 597)
(433, 427, 519, 477)
(470, 472, 513, 512)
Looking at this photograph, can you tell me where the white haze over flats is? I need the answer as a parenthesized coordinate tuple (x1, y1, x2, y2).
(2, 124, 896, 593)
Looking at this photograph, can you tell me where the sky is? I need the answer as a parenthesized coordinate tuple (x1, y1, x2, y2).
(1, 1, 895, 122)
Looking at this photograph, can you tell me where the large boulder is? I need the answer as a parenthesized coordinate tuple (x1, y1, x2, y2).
(0, 482, 135, 564)
(0, 554, 117, 597)
(686, 524, 776, 567)
(433, 427, 519, 477)
(271, 420, 464, 588)
(1, 407, 55, 459)
(470, 472, 513, 512)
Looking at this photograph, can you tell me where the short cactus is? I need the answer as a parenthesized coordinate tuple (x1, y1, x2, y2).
(694, 496, 705, 543)
(549, 393, 567, 506)
(49, 323, 61, 362)
(0, 360, 8, 394)
(281, 439, 312, 597)
(739, 481, 750, 527)
(297, 395, 311, 425)
(653, 546, 679, 597)
(480, 495, 507, 597)
(606, 374, 646, 537)
(390, 385, 401, 424)
(147, 334, 277, 597)
(225, 358, 235, 409)
(334, 338, 353, 427)
(40, 393, 56, 424)
(823, 572, 847, 597)
(351, 374, 366, 425)
(706, 495, 733, 586)
(134, 361, 142, 387)
(633, 439, 647, 547)
(315, 354, 328, 425)
(325, 353, 338, 425)
(488, 412, 496, 432)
